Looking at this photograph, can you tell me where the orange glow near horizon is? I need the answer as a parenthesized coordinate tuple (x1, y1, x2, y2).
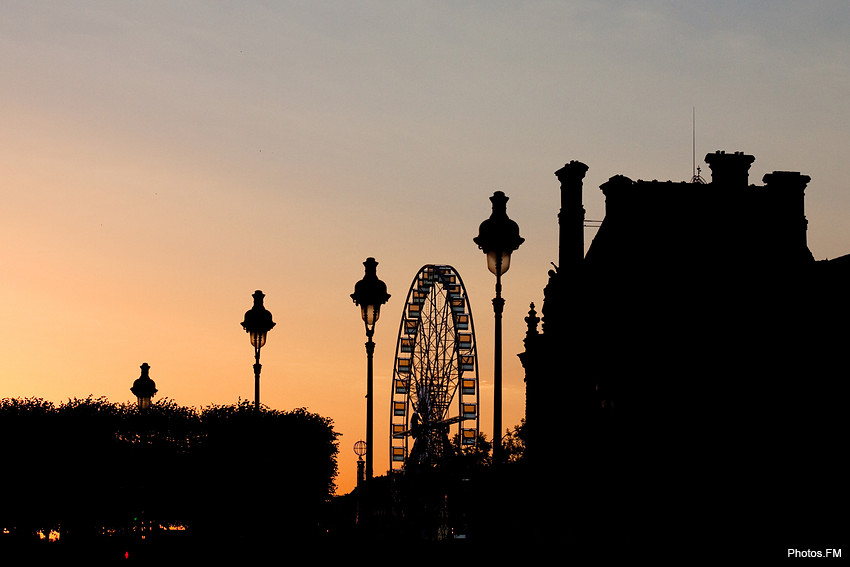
(3, 4, 850, 495)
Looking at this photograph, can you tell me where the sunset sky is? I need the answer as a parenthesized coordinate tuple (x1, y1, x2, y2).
(3, 2, 850, 494)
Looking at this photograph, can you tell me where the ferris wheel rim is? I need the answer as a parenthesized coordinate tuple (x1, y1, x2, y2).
(389, 264, 480, 471)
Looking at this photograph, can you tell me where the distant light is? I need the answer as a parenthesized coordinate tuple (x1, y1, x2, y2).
(131, 363, 157, 409)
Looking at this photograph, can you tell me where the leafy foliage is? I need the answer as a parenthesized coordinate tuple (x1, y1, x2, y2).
(452, 429, 492, 467)
(503, 420, 526, 463)
(0, 397, 338, 546)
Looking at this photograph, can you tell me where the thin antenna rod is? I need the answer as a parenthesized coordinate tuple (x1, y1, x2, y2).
(692, 107, 696, 179)
(690, 108, 706, 184)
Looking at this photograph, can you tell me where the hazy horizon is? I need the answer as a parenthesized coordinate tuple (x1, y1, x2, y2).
(3, 1, 849, 494)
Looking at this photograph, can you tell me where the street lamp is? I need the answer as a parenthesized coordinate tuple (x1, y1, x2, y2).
(354, 440, 368, 525)
(130, 362, 157, 538)
(351, 257, 390, 481)
(131, 362, 157, 410)
(474, 191, 524, 464)
(354, 440, 368, 483)
(241, 290, 276, 412)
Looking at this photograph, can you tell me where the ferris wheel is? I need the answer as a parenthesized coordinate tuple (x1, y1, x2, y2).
(390, 264, 479, 471)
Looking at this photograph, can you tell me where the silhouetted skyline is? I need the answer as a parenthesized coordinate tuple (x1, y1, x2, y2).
(3, 3, 850, 495)
(520, 151, 847, 557)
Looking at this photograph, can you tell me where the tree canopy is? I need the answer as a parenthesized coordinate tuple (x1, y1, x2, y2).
(0, 397, 338, 551)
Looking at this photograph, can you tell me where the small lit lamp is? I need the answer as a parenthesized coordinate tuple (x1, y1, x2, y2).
(241, 290, 276, 412)
(351, 258, 390, 481)
(354, 440, 368, 525)
(354, 440, 367, 486)
(131, 363, 157, 410)
(474, 191, 524, 464)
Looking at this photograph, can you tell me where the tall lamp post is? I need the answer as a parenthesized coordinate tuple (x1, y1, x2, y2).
(474, 191, 524, 464)
(130, 362, 157, 539)
(131, 362, 157, 410)
(241, 290, 276, 412)
(351, 257, 390, 481)
(354, 440, 367, 525)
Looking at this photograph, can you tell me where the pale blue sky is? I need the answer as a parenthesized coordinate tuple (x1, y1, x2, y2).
(3, 2, 849, 492)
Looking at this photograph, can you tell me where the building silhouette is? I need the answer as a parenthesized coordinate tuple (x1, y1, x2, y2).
(520, 151, 848, 558)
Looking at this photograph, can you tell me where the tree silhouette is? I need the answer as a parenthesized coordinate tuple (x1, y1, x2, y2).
(502, 421, 525, 463)
(0, 397, 338, 557)
(190, 400, 339, 546)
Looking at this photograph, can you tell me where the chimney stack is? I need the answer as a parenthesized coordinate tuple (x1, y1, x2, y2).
(762, 170, 813, 263)
(554, 160, 589, 270)
(704, 151, 756, 190)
